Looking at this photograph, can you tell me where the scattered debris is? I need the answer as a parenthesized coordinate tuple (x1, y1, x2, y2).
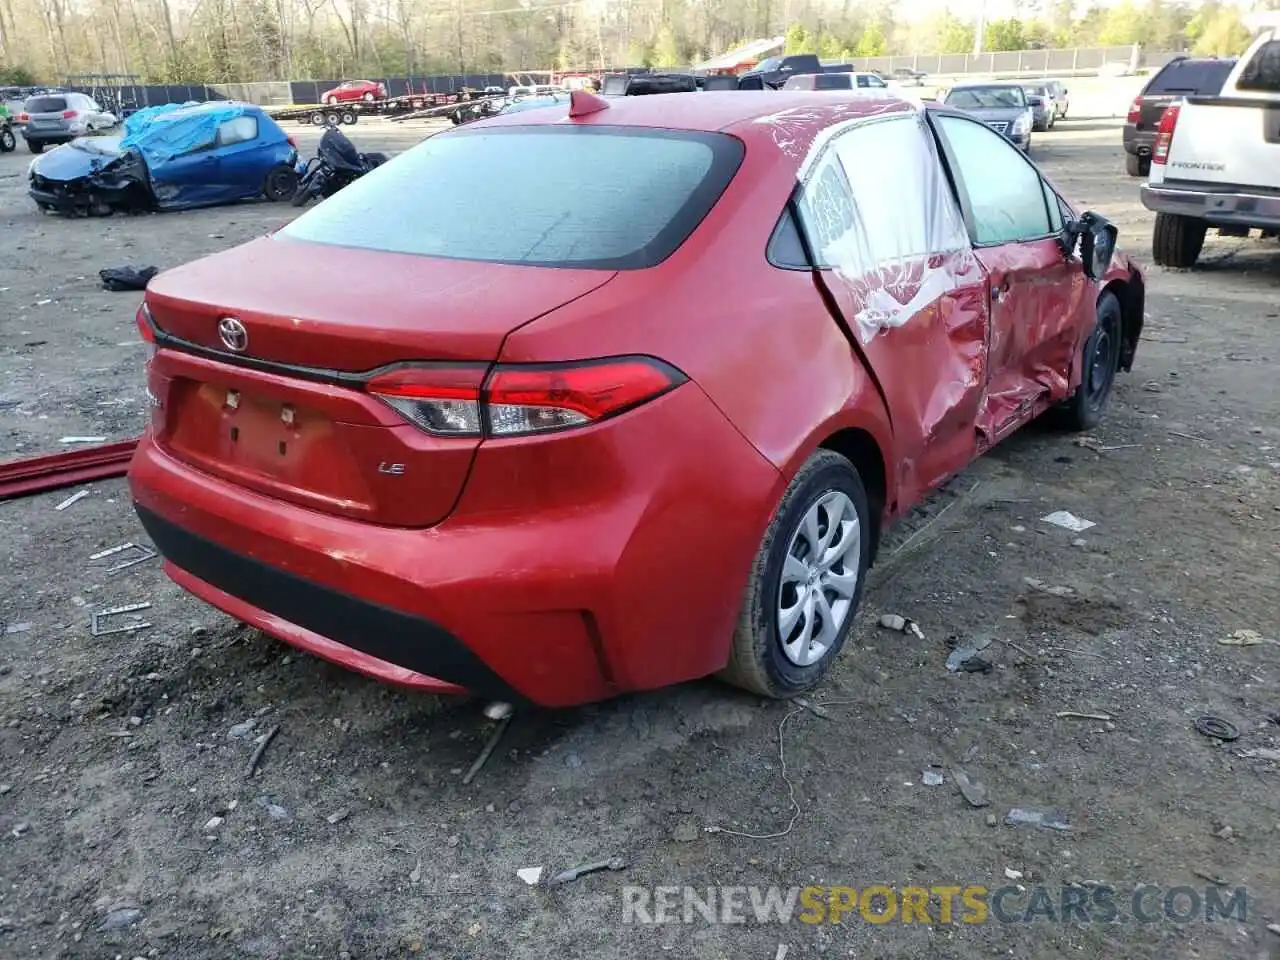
(255, 795, 289, 820)
(775, 946, 789, 960)
(1266, 923, 1280, 937)
(409, 862, 422, 884)
(1218, 629, 1278, 647)
(879, 614, 906, 631)
(202, 816, 224, 832)
(673, 820, 701, 842)
(326, 809, 350, 825)
(11, 822, 29, 838)
(482, 701, 513, 721)
(1240, 747, 1280, 762)
(4, 622, 32, 635)
(1042, 510, 1096, 533)
(97, 907, 143, 932)
(984, 812, 998, 827)
(947, 640, 993, 673)
(53, 489, 90, 511)
(1074, 436, 1140, 453)
(462, 714, 512, 786)
(1056, 711, 1115, 722)
(1213, 825, 1234, 841)
(547, 856, 627, 886)
(952, 768, 990, 808)
(793, 697, 832, 720)
(227, 719, 257, 740)
(245, 725, 280, 778)
(1023, 577, 1076, 597)
(1004, 867, 1024, 880)
(516, 867, 543, 886)
(1167, 430, 1209, 444)
(59, 436, 108, 444)
(1193, 715, 1240, 742)
(99, 265, 159, 291)
(921, 767, 946, 786)
(1192, 869, 1227, 886)
(90, 602, 153, 637)
(1005, 808, 1071, 831)
(89, 542, 158, 575)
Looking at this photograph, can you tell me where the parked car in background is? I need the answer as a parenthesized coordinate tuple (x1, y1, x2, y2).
(783, 71, 890, 91)
(29, 102, 297, 214)
(1123, 55, 1236, 177)
(739, 54, 858, 89)
(1024, 91, 1054, 131)
(942, 82, 1034, 151)
(18, 92, 117, 153)
(321, 80, 387, 105)
(1021, 82, 1064, 128)
(128, 90, 1142, 709)
(893, 67, 927, 86)
(1142, 29, 1280, 266)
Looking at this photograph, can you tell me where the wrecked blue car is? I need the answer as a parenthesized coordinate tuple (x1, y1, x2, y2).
(28, 102, 299, 215)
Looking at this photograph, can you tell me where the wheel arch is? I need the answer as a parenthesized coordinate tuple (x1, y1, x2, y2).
(817, 427, 889, 565)
(1100, 266, 1145, 372)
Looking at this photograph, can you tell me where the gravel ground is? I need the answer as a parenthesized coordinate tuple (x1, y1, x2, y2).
(1, 114, 1278, 960)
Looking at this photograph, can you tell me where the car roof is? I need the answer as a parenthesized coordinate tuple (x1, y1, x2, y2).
(950, 80, 1025, 88)
(476, 90, 915, 134)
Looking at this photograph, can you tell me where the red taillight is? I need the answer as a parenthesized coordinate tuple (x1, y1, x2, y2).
(366, 357, 686, 438)
(286, 134, 297, 148)
(62, 109, 78, 119)
(1153, 103, 1180, 165)
(1126, 96, 1141, 124)
(17, 112, 28, 122)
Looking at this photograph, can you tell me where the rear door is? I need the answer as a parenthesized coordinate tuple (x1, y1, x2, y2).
(213, 114, 268, 198)
(795, 113, 991, 504)
(929, 112, 1090, 443)
(23, 95, 70, 138)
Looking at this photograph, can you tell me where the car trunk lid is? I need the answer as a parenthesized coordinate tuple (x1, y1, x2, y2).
(146, 236, 617, 527)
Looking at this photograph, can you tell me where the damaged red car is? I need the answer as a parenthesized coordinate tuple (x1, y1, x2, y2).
(129, 91, 1145, 707)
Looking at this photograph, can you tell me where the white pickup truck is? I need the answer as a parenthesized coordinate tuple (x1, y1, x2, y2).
(1141, 26, 1280, 267)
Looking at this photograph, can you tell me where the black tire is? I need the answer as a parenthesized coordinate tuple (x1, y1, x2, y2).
(1152, 212, 1206, 268)
(362, 92, 375, 102)
(28, 140, 44, 154)
(719, 450, 872, 698)
(310, 111, 325, 126)
(1057, 291, 1122, 432)
(1124, 152, 1149, 178)
(263, 164, 299, 202)
(324, 110, 341, 127)
(0, 127, 14, 152)
(290, 179, 317, 207)
(340, 110, 357, 125)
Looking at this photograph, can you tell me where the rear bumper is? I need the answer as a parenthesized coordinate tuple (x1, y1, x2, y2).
(21, 129, 73, 145)
(1122, 125, 1154, 156)
(129, 384, 783, 707)
(1140, 182, 1280, 230)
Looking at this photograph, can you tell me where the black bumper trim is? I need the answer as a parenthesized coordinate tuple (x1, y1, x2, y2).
(135, 504, 522, 702)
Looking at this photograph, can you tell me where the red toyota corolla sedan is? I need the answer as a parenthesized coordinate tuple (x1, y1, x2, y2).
(129, 91, 1145, 707)
(321, 79, 386, 104)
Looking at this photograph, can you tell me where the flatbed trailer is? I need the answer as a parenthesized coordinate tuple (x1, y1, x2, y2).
(268, 92, 492, 127)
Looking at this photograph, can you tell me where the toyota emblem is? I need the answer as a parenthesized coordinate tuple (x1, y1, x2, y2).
(217, 317, 248, 353)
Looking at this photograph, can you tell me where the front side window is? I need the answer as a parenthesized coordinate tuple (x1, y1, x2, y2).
(934, 114, 1051, 245)
(281, 127, 744, 270)
(1238, 40, 1280, 93)
(812, 74, 851, 90)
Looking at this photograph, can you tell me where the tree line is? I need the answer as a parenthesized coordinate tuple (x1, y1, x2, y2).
(0, 0, 1271, 88)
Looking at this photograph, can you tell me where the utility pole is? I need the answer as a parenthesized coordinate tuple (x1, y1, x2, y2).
(974, 0, 987, 55)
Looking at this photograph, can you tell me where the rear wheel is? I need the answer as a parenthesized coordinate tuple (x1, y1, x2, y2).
(1057, 291, 1122, 432)
(28, 140, 44, 154)
(1152, 212, 1206, 268)
(719, 450, 871, 699)
(340, 110, 357, 125)
(1124, 152, 1149, 178)
(362, 92, 375, 102)
(324, 95, 337, 106)
(0, 127, 14, 152)
(310, 111, 325, 126)
(263, 164, 299, 202)
(324, 110, 341, 127)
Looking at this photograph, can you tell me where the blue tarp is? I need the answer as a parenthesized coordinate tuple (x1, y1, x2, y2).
(121, 102, 193, 138)
(120, 101, 250, 170)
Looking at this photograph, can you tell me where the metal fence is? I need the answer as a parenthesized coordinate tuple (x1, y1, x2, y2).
(65, 45, 1187, 112)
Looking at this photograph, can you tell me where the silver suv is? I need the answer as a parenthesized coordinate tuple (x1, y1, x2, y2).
(19, 92, 116, 154)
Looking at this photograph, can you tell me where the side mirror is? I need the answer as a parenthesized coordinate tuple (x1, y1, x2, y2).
(1074, 211, 1118, 280)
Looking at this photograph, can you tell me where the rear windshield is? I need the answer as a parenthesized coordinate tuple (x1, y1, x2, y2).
(814, 74, 853, 90)
(281, 126, 744, 270)
(1146, 59, 1235, 94)
(944, 86, 1025, 108)
(25, 96, 67, 113)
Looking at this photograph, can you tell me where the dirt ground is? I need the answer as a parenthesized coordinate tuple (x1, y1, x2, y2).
(1, 111, 1278, 960)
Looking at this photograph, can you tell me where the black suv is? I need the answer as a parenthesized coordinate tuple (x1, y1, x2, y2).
(1123, 56, 1236, 177)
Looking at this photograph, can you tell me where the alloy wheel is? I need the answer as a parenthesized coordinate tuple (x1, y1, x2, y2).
(777, 491, 861, 667)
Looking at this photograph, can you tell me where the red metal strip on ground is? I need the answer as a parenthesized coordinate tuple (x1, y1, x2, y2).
(0, 439, 138, 501)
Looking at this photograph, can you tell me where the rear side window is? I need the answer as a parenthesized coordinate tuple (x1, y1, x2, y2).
(1146, 59, 1234, 94)
(217, 115, 259, 145)
(281, 127, 744, 270)
(26, 96, 67, 113)
(813, 74, 851, 90)
(1238, 41, 1280, 93)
